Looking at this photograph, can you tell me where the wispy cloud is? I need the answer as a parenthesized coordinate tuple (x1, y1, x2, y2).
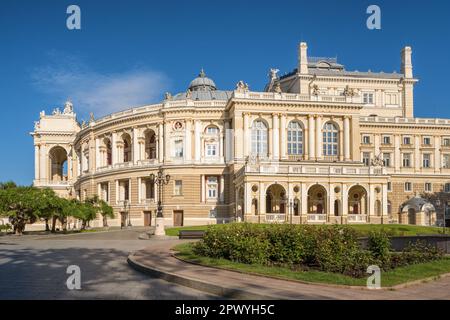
(31, 52, 170, 117)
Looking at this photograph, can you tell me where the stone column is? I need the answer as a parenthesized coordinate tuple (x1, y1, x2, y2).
(34, 145, 40, 181)
(164, 121, 170, 161)
(394, 135, 401, 172)
(220, 175, 225, 203)
(259, 182, 265, 215)
(132, 127, 139, 164)
(219, 131, 224, 162)
(280, 114, 287, 159)
(315, 115, 322, 160)
(158, 123, 164, 163)
(224, 120, 231, 162)
(369, 184, 375, 218)
(194, 120, 201, 162)
(301, 183, 308, 218)
(328, 184, 335, 222)
(243, 113, 249, 157)
(272, 114, 279, 160)
(40, 144, 47, 182)
(95, 138, 100, 170)
(111, 132, 117, 166)
(435, 136, 441, 173)
(382, 183, 388, 219)
(308, 115, 315, 159)
(244, 182, 252, 216)
(344, 116, 351, 161)
(339, 129, 344, 161)
(200, 175, 205, 203)
(184, 120, 192, 162)
(414, 135, 420, 172)
(342, 184, 348, 217)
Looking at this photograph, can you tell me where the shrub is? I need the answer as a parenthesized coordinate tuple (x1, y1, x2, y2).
(367, 230, 392, 267)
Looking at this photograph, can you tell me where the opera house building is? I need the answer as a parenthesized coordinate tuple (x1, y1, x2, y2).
(31, 42, 450, 228)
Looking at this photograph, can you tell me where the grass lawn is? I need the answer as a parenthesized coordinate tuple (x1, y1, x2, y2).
(166, 223, 449, 237)
(173, 242, 450, 288)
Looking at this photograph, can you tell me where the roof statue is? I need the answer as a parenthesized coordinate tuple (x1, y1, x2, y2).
(235, 80, 249, 93)
(63, 100, 74, 114)
(164, 92, 172, 100)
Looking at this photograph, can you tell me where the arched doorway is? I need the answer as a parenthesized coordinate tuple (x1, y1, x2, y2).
(408, 208, 416, 225)
(121, 133, 132, 163)
(49, 146, 68, 182)
(307, 184, 327, 214)
(144, 129, 157, 160)
(266, 184, 286, 214)
(348, 185, 368, 215)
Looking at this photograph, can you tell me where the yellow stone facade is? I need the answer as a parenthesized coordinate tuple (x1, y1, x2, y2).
(31, 42, 449, 228)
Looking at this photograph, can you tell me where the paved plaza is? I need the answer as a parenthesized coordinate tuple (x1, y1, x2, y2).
(0, 228, 216, 300)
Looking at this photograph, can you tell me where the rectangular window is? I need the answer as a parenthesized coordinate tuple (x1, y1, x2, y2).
(443, 154, 450, 168)
(382, 153, 391, 167)
(363, 152, 370, 166)
(445, 183, 450, 193)
(383, 136, 391, 145)
(206, 176, 218, 199)
(174, 140, 183, 158)
(387, 182, 392, 192)
(403, 136, 411, 145)
(403, 153, 411, 167)
(425, 183, 432, 192)
(174, 180, 182, 196)
(363, 93, 374, 104)
(443, 138, 450, 146)
(206, 143, 217, 157)
(404, 182, 412, 192)
(423, 154, 431, 168)
(423, 137, 431, 145)
(362, 136, 370, 144)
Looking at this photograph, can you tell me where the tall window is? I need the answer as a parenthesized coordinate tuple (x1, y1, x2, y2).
(363, 93, 374, 104)
(383, 153, 391, 167)
(287, 121, 303, 156)
(174, 139, 183, 158)
(362, 152, 370, 166)
(174, 180, 183, 196)
(206, 144, 217, 157)
(251, 120, 268, 157)
(323, 122, 338, 156)
(383, 136, 391, 145)
(404, 182, 412, 192)
(423, 154, 431, 168)
(403, 153, 411, 167)
(206, 176, 218, 199)
(443, 154, 450, 168)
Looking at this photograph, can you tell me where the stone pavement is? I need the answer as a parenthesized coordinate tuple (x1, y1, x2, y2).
(0, 228, 217, 300)
(128, 240, 450, 300)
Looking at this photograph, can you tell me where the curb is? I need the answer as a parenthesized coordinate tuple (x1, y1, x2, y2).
(127, 252, 282, 300)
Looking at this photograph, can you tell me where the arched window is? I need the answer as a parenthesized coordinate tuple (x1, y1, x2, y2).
(251, 120, 268, 157)
(287, 121, 303, 156)
(323, 122, 339, 156)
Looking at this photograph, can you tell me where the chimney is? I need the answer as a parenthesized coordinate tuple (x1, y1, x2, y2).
(401, 46, 413, 78)
(298, 42, 308, 74)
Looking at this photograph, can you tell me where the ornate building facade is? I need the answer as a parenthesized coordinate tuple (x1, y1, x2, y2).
(31, 42, 450, 228)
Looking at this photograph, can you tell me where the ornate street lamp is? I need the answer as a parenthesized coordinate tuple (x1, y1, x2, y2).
(150, 167, 170, 236)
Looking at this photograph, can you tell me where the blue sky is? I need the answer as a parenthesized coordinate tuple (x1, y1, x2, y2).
(0, 0, 449, 185)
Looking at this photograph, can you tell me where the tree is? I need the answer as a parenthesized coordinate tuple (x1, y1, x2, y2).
(85, 195, 114, 227)
(71, 200, 97, 230)
(0, 187, 43, 235)
(0, 181, 17, 190)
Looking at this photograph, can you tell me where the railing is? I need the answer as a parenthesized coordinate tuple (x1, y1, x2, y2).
(361, 116, 450, 126)
(265, 214, 286, 223)
(137, 159, 157, 166)
(307, 214, 327, 222)
(245, 164, 387, 176)
(347, 214, 367, 223)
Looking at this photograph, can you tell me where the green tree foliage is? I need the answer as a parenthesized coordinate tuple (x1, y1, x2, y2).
(85, 195, 114, 227)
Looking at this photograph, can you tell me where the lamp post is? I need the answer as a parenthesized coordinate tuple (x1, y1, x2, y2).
(150, 167, 170, 236)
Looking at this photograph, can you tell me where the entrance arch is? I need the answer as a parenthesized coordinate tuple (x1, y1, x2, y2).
(307, 184, 327, 214)
(348, 185, 368, 215)
(49, 146, 68, 182)
(266, 184, 286, 214)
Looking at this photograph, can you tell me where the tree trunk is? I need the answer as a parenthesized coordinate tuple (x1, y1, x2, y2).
(103, 216, 108, 227)
(45, 219, 50, 231)
(51, 216, 57, 233)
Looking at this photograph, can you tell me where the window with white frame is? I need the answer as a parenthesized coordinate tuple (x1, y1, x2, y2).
(385, 93, 398, 105)
(403, 153, 412, 167)
(251, 120, 268, 157)
(287, 121, 303, 155)
(323, 122, 339, 156)
(425, 183, 432, 192)
(173, 139, 183, 158)
(206, 176, 218, 200)
(423, 137, 431, 145)
(174, 180, 182, 196)
(383, 153, 391, 167)
(383, 136, 391, 145)
(403, 136, 411, 145)
(206, 126, 219, 135)
(206, 143, 217, 157)
(362, 152, 370, 166)
(443, 138, 450, 146)
(363, 93, 374, 104)
(362, 135, 371, 144)
(443, 154, 450, 168)
(423, 153, 431, 168)
(404, 182, 412, 192)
